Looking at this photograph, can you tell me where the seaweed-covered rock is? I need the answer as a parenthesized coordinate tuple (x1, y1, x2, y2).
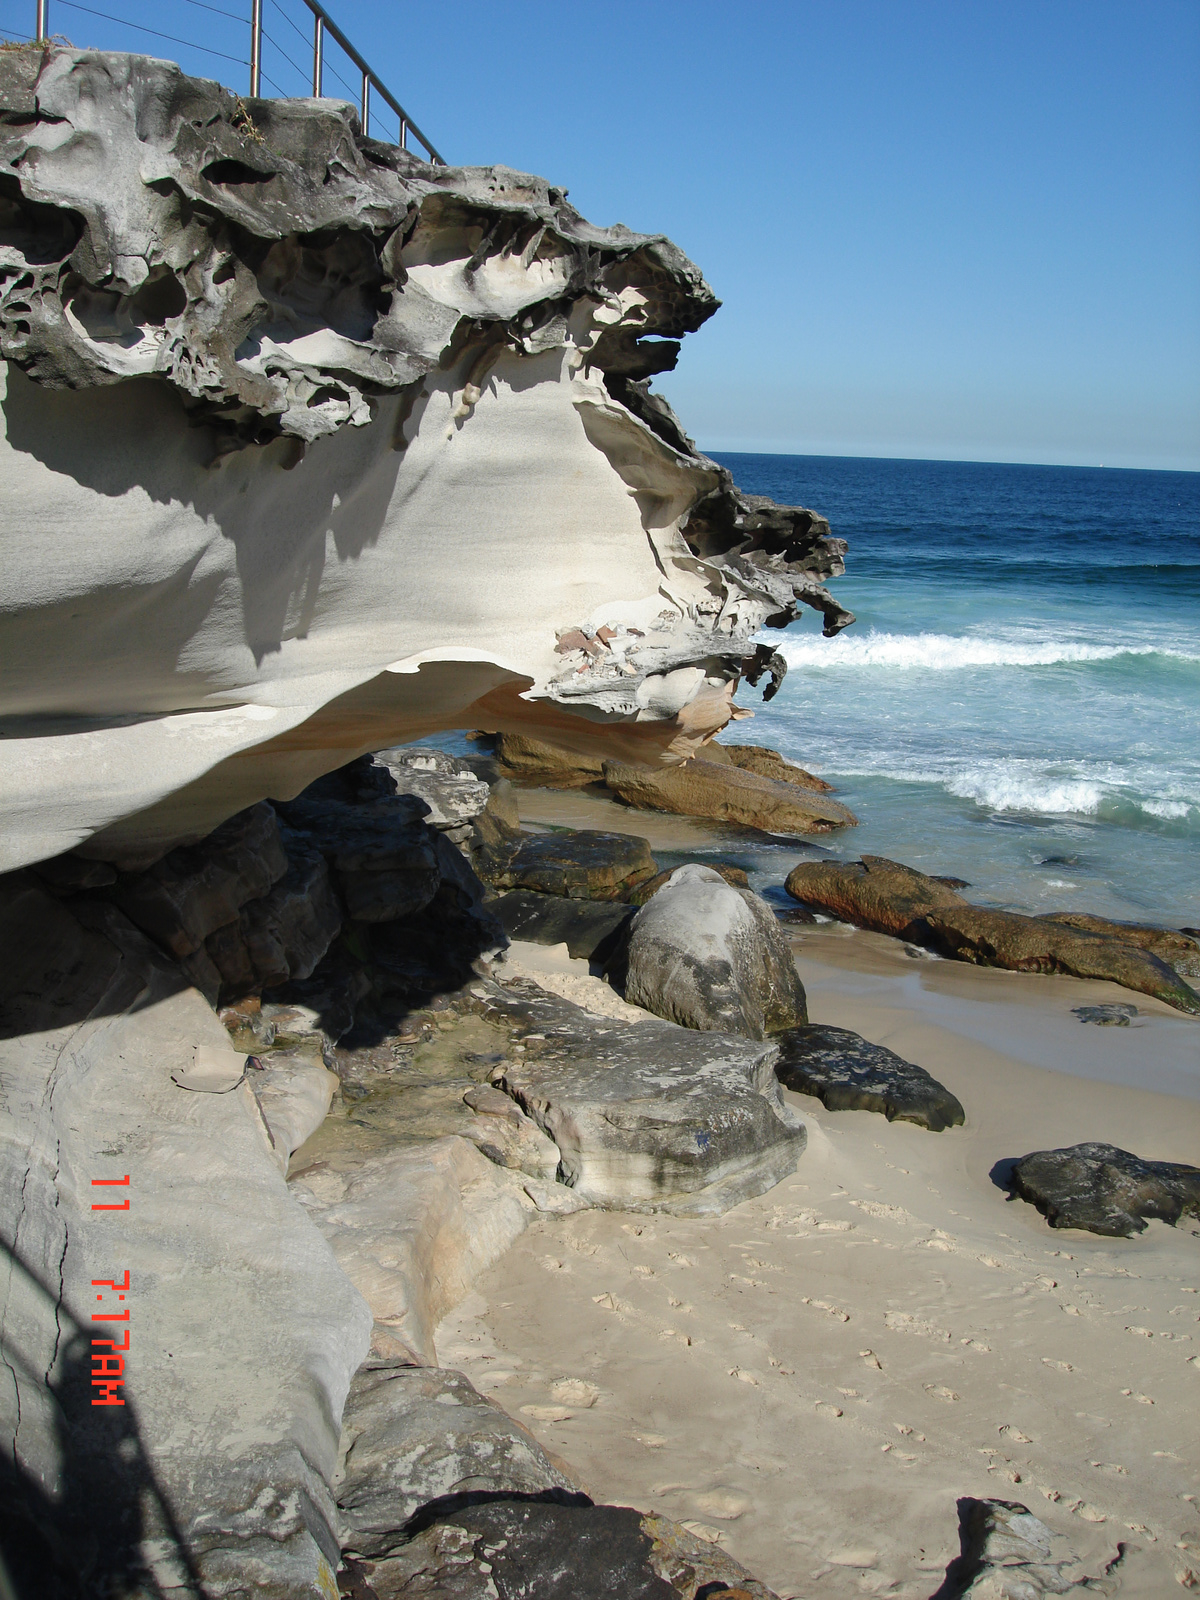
(774, 1024, 965, 1131)
(615, 864, 808, 1039)
(478, 828, 658, 902)
(784, 855, 1200, 1015)
(704, 741, 833, 792)
(1042, 911, 1200, 979)
(1010, 1142, 1200, 1236)
(604, 757, 857, 835)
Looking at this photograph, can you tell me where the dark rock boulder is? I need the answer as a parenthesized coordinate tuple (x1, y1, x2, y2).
(205, 837, 343, 998)
(1010, 1142, 1200, 1236)
(107, 802, 288, 958)
(1072, 1003, 1138, 1025)
(477, 827, 657, 902)
(277, 795, 442, 923)
(775, 1024, 965, 1131)
(603, 757, 857, 835)
(785, 855, 1200, 1015)
(491, 889, 635, 964)
(354, 1498, 779, 1599)
(614, 864, 807, 1039)
(477, 977, 804, 1213)
(335, 1356, 579, 1561)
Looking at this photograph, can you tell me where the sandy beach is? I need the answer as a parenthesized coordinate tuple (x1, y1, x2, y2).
(436, 794, 1200, 1599)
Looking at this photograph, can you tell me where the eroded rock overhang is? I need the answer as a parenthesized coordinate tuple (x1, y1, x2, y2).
(0, 47, 853, 869)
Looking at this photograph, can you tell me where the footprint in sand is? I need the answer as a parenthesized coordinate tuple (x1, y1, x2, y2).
(859, 1349, 883, 1369)
(1042, 1357, 1074, 1371)
(884, 1311, 951, 1340)
(550, 1379, 599, 1407)
(633, 1432, 668, 1448)
(692, 1489, 751, 1521)
(851, 1200, 911, 1223)
(801, 1298, 851, 1321)
(815, 1402, 843, 1418)
(728, 1367, 761, 1385)
(998, 1424, 1034, 1443)
(521, 1404, 574, 1422)
(925, 1384, 959, 1402)
(1074, 1503, 1107, 1522)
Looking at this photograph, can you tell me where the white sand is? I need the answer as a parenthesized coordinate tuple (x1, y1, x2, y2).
(439, 926, 1200, 1598)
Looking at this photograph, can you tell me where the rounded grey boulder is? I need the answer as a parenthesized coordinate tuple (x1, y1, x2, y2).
(613, 863, 808, 1038)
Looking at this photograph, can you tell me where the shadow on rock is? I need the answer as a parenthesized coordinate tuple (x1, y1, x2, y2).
(0, 1238, 206, 1599)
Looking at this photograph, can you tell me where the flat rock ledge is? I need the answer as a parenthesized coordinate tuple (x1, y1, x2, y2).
(785, 855, 1200, 1014)
(603, 756, 857, 836)
(475, 977, 805, 1214)
(774, 1023, 965, 1132)
(1009, 1142, 1200, 1238)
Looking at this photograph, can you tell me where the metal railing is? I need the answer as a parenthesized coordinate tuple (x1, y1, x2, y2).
(25, 0, 444, 163)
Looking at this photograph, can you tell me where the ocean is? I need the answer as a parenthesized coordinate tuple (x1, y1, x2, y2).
(712, 453, 1200, 927)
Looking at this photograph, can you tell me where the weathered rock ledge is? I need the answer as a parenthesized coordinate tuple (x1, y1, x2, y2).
(0, 46, 853, 872)
(785, 855, 1200, 1014)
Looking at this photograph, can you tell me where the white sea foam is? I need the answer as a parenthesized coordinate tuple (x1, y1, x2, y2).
(772, 629, 1198, 672)
(1139, 798, 1193, 821)
(944, 769, 1104, 815)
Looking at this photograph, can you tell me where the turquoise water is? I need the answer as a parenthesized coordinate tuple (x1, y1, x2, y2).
(713, 454, 1200, 926)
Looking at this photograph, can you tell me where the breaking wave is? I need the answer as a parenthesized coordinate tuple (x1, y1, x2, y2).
(773, 630, 1200, 672)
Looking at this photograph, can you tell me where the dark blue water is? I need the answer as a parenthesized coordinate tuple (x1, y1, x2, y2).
(711, 454, 1200, 925)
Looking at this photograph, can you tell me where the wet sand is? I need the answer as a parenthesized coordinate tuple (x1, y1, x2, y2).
(437, 792, 1200, 1597)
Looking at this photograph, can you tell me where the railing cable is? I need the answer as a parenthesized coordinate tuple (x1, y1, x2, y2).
(51, 0, 247, 64)
(13, 0, 445, 162)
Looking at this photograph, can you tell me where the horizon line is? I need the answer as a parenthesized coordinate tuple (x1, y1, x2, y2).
(699, 445, 1200, 475)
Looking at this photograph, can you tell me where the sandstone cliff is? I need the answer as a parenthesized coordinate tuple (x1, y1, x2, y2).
(0, 45, 851, 873)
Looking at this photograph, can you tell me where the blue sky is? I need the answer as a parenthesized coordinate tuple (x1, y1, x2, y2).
(6, 0, 1198, 469)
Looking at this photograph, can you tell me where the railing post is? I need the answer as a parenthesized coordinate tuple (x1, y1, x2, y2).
(249, 0, 261, 95)
(35, 0, 47, 41)
(312, 13, 323, 95)
(399, 117, 407, 151)
(360, 70, 369, 135)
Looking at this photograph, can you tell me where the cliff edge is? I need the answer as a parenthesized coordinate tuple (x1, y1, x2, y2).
(0, 46, 851, 871)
